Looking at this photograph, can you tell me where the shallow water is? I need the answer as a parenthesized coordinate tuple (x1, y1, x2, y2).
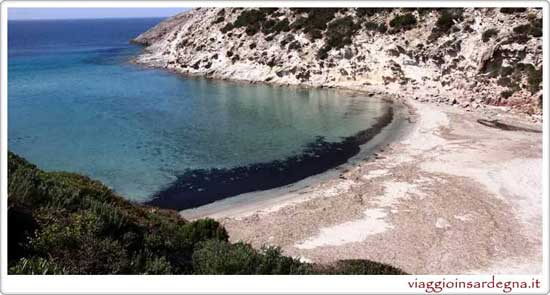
(8, 18, 391, 205)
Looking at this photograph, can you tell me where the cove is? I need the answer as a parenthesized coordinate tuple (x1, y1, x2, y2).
(8, 18, 393, 209)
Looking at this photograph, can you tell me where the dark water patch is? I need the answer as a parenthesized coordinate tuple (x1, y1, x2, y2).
(82, 47, 137, 65)
(146, 105, 394, 210)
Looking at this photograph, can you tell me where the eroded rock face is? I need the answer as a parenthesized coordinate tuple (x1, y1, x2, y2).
(132, 8, 543, 116)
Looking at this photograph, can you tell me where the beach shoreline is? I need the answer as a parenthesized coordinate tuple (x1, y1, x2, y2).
(145, 92, 400, 211)
(182, 95, 542, 275)
(180, 94, 415, 219)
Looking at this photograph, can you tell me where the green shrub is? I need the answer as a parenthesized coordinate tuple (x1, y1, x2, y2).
(258, 8, 279, 15)
(220, 23, 234, 33)
(8, 152, 42, 206)
(500, 8, 527, 14)
(513, 19, 542, 37)
(429, 9, 464, 40)
(416, 8, 434, 17)
(503, 33, 531, 45)
(513, 24, 531, 34)
(325, 16, 361, 49)
(280, 34, 295, 47)
(289, 8, 340, 38)
(436, 9, 463, 31)
(531, 18, 543, 37)
(143, 256, 173, 274)
(9, 257, 67, 275)
(224, 9, 291, 36)
(317, 259, 407, 275)
(482, 28, 499, 42)
(245, 24, 261, 36)
(389, 13, 417, 31)
(316, 46, 330, 60)
(527, 66, 542, 93)
(260, 18, 291, 35)
(290, 16, 308, 30)
(497, 76, 512, 87)
(272, 19, 291, 33)
(233, 9, 267, 28)
(308, 29, 324, 40)
(256, 246, 309, 274)
(212, 16, 224, 24)
(356, 8, 391, 18)
(288, 40, 301, 51)
(192, 240, 310, 274)
(501, 90, 514, 99)
(260, 19, 277, 34)
(364, 21, 387, 33)
(181, 218, 229, 245)
(500, 66, 514, 77)
(364, 21, 378, 30)
(7, 152, 229, 274)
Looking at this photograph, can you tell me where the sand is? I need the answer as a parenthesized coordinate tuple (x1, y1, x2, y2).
(180, 98, 543, 275)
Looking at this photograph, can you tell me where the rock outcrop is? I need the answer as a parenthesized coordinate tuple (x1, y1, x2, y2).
(133, 8, 543, 117)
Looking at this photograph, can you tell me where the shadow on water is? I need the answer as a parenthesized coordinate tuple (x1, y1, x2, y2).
(146, 105, 394, 210)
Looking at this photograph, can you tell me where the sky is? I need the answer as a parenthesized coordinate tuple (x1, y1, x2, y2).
(9, 8, 189, 20)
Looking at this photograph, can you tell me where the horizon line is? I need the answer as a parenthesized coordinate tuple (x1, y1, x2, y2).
(8, 15, 171, 21)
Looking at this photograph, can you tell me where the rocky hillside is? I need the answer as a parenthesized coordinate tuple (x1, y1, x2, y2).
(132, 8, 543, 117)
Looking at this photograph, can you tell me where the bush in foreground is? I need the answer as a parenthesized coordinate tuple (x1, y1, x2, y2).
(192, 240, 309, 274)
(8, 151, 406, 275)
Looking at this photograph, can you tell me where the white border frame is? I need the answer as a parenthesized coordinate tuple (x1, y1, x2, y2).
(0, 1, 548, 294)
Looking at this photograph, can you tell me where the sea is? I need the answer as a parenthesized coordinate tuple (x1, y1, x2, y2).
(8, 18, 392, 209)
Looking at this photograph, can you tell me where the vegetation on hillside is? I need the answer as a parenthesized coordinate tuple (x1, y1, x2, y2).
(429, 8, 464, 40)
(389, 13, 417, 32)
(8, 151, 406, 275)
(481, 28, 499, 42)
(500, 8, 527, 14)
(512, 17, 543, 38)
(220, 8, 289, 37)
(317, 16, 361, 59)
(187, 7, 544, 112)
(290, 8, 341, 39)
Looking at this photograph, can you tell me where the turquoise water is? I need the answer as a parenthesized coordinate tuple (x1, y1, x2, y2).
(8, 18, 390, 203)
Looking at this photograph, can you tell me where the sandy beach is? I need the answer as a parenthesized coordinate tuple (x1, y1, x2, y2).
(181, 97, 543, 275)
(139, 9, 544, 274)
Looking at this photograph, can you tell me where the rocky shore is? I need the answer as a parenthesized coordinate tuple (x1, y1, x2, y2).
(132, 8, 543, 119)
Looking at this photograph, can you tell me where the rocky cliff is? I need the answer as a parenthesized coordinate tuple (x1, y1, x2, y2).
(132, 8, 543, 117)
